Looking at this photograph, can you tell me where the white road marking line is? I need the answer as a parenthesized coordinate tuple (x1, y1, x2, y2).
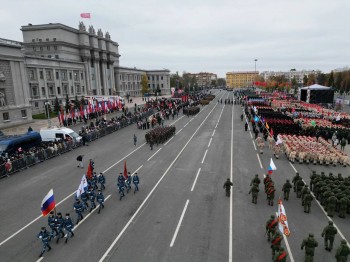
(252, 140, 257, 150)
(275, 212, 295, 262)
(184, 123, 189, 127)
(289, 162, 297, 173)
(170, 115, 184, 126)
(176, 128, 183, 135)
(189, 118, 193, 122)
(36, 257, 44, 262)
(164, 136, 174, 146)
(208, 138, 212, 148)
(215, 123, 218, 129)
(190, 168, 201, 192)
(257, 154, 263, 169)
(212, 129, 216, 137)
(229, 102, 234, 262)
(132, 165, 143, 175)
(201, 149, 208, 164)
(147, 148, 162, 161)
(99, 102, 218, 262)
(170, 200, 190, 247)
(249, 131, 253, 139)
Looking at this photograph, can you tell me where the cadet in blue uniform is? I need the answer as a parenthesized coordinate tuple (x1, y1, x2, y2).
(98, 172, 106, 190)
(118, 173, 124, 185)
(73, 199, 83, 224)
(55, 213, 65, 243)
(126, 172, 132, 193)
(96, 189, 105, 214)
(133, 173, 140, 193)
(64, 213, 74, 243)
(47, 211, 58, 238)
(88, 187, 96, 212)
(37, 227, 52, 257)
(117, 180, 126, 200)
(80, 191, 89, 210)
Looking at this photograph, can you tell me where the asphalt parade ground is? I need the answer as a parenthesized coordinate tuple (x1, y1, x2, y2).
(0, 90, 349, 262)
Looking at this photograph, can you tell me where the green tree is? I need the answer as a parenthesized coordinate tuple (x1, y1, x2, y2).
(74, 95, 80, 109)
(80, 96, 86, 108)
(211, 80, 217, 87)
(291, 76, 298, 95)
(54, 97, 60, 114)
(217, 78, 226, 87)
(316, 73, 326, 85)
(303, 75, 308, 86)
(141, 74, 149, 95)
(328, 71, 334, 87)
(65, 94, 70, 113)
(335, 72, 343, 92)
(307, 74, 316, 86)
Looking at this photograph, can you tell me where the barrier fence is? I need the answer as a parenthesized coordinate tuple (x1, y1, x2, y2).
(0, 109, 154, 178)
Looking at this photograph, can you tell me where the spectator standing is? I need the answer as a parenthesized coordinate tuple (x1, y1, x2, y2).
(76, 155, 84, 168)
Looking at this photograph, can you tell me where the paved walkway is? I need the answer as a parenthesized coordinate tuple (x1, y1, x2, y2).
(2, 95, 170, 135)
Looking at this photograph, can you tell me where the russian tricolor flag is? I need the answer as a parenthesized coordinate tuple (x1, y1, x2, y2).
(41, 189, 55, 216)
(267, 158, 277, 175)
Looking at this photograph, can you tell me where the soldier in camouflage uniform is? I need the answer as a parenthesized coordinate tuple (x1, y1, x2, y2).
(338, 194, 349, 218)
(249, 183, 259, 204)
(301, 185, 310, 206)
(304, 193, 314, 213)
(335, 239, 350, 262)
(326, 193, 338, 217)
(265, 215, 278, 242)
(292, 172, 302, 192)
(266, 185, 276, 206)
(282, 179, 292, 201)
(250, 174, 261, 187)
(273, 246, 287, 262)
(296, 180, 305, 199)
(271, 231, 283, 259)
(322, 221, 338, 251)
(301, 233, 318, 262)
(309, 171, 318, 191)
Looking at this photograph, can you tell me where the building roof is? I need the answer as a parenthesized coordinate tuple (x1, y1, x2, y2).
(300, 84, 333, 90)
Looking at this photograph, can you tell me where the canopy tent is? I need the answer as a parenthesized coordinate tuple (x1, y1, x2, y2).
(300, 84, 334, 104)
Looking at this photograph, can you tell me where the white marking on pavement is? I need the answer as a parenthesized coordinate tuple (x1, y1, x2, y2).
(190, 168, 201, 192)
(164, 136, 174, 146)
(147, 148, 162, 161)
(170, 200, 190, 247)
(189, 118, 193, 122)
(170, 115, 184, 126)
(36, 257, 44, 262)
(208, 138, 212, 148)
(212, 129, 216, 137)
(176, 128, 183, 135)
(99, 102, 218, 262)
(249, 131, 253, 139)
(201, 149, 208, 164)
(289, 162, 297, 173)
(215, 123, 218, 129)
(184, 123, 189, 127)
(275, 212, 295, 262)
(257, 154, 263, 169)
(252, 140, 257, 150)
(229, 103, 234, 262)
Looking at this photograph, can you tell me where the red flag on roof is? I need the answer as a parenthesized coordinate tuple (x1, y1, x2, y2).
(123, 160, 128, 180)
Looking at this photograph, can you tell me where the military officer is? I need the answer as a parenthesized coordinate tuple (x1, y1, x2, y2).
(309, 171, 318, 191)
(296, 180, 305, 198)
(273, 246, 287, 262)
(301, 233, 318, 262)
(322, 221, 338, 251)
(47, 211, 58, 238)
(223, 178, 233, 197)
(133, 173, 140, 193)
(249, 183, 259, 204)
(304, 193, 314, 213)
(326, 193, 338, 217)
(250, 174, 261, 187)
(73, 199, 83, 224)
(338, 194, 349, 218)
(292, 172, 302, 192)
(282, 179, 292, 201)
(301, 185, 310, 206)
(98, 172, 106, 190)
(271, 231, 283, 259)
(88, 187, 96, 212)
(37, 227, 52, 258)
(55, 212, 65, 243)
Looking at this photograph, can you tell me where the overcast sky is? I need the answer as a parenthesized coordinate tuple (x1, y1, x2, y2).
(1, 0, 349, 77)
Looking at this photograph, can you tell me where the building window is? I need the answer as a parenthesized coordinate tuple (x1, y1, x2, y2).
(56, 71, 59, 80)
(41, 86, 46, 96)
(34, 102, 39, 108)
(81, 72, 84, 80)
(107, 63, 110, 69)
(57, 86, 61, 94)
(3, 112, 9, 121)
(39, 39, 42, 42)
(46, 38, 49, 42)
(55, 55, 59, 59)
(54, 45, 57, 50)
(161, 76, 163, 80)
(161, 84, 163, 88)
(69, 72, 72, 80)
(82, 86, 85, 93)
(152, 76, 154, 81)
(71, 86, 74, 94)
(33, 47, 36, 51)
(21, 110, 27, 117)
(46, 70, 53, 81)
(40, 46, 43, 51)
(39, 71, 44, 79)
(28, 70, 35, 80)
(48, 85, 54, 95)
(31, 86, 38, 97)
(61, 71, 67, 81)
(74, 71, 79, 81)
(53, 38, 56, 42)
(92, 74, 95, 80)
(47, 46, 50, 51)
(148, 76, 150, 80)
(156, 76, 159, 81)
(32, 39, 35, 42)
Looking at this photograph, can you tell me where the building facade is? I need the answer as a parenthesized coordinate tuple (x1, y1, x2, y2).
(226, 71, 259, 89)
(115, 67, 170, 97)
(0, 38, 32, 129)
(260, 70, 321, 86)
(183, 72, 217, 88)
(21, 22, 120, 114)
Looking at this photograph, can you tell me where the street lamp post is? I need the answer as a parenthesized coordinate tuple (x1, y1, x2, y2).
(254, 59, 258, 72)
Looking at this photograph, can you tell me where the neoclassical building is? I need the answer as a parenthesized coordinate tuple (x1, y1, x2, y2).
(0, 22, 171, 129)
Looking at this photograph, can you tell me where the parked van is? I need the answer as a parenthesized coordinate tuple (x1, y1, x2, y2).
(0, 131, 42, 155)
(40, 127, 82, 143)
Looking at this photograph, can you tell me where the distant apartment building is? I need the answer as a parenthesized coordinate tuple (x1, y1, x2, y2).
(226, 71, 259, 89)
(260, 70, 321, 86)
(115, 67, 170, 97)
(183, 72, 217, 88)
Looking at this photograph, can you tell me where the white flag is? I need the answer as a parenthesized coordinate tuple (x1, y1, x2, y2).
(269, 158, 277, 170)
(76, 175, 88, 198)
(277, 199, 290, 236)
